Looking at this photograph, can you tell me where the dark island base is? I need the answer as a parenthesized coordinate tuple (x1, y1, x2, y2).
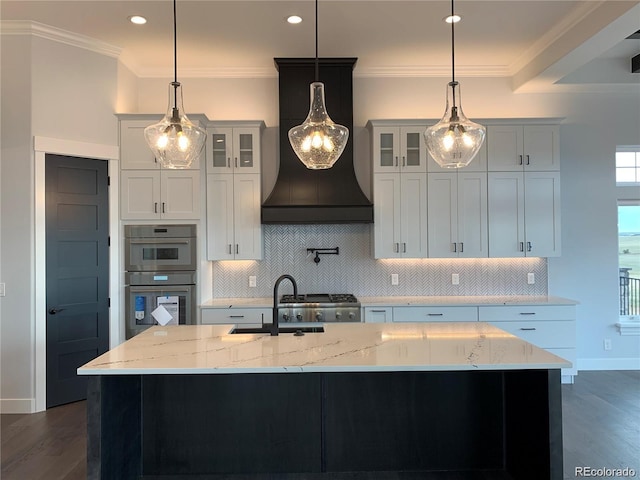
(87, 370, 562, 480)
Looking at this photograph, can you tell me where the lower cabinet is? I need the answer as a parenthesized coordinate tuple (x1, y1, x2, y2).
(478, 305, 577, 382)
(393, 306, 478, 322)
(201, 308, 271, 327)
(363, 307, 393, 323)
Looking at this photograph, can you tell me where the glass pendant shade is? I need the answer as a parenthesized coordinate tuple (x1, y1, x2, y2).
(144, 82, 206, 169)
(424, 81, 486, 169)
(288, 82, 349, 170)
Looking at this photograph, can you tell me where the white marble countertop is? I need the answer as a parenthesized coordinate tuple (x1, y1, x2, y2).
(78, 322, 570, 375)
(200, 295, 578, 309)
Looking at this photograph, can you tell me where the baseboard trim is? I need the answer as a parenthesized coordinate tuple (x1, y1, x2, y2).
(578, 358, 640, 371)
(1, 398, 36, 414)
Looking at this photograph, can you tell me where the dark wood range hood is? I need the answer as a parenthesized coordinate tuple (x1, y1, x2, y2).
(261, 58, 373, 224)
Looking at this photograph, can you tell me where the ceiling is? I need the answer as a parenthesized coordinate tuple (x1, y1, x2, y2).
(1, 0, 639, 92)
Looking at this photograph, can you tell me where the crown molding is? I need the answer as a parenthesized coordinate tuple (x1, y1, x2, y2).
(0, 20, 122, 59)
(354, 65, 509, 78)
(136, 66, 278, 79)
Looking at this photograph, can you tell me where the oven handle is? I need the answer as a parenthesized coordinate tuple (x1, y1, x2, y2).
(128, 239, 191, 245)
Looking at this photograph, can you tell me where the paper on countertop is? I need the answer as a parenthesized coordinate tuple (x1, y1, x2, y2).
(152, 296, 179, 326)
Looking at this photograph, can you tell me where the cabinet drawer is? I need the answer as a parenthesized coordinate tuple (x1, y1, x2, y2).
(201, 308, 271, 325)
(478, 305, 574, 322)
(364, 307, 393, 323)
(393, 306, 478, 322)
(487, 320, 575, 348)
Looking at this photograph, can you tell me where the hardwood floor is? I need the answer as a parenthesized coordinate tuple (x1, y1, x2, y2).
(1, 371, 638, 480)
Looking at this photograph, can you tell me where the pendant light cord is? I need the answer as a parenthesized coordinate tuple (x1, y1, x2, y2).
(450, 0, 457, 108)
(314, 0, 319, 82)
(172, 0, 179, 111)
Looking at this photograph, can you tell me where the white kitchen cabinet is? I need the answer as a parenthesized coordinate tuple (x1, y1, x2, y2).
(487, 125, 559, 172)
(207, 174, 263, 260)
(427, 172, 488, 258)
(370, 123, 428, 174)
(373, 172, 427, 258)
(363, 307, 392, 323)
(119, 117, 201, 170)
(488, 171, 561, 257)
(206, 122, 264, 175)
(478, 305, 577, 381)
(120, 169, 201, 220)
(201, 308, 271, 327)
(392, 306, 478, 322)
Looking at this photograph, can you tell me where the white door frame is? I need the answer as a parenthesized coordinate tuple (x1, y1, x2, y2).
(34, 136, 120, 412)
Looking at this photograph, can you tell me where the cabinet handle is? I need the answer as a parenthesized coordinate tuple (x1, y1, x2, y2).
(519, 242, 524, 252)
(162, 202, 166, 213)
(402, 156, 406, 167)
(371, 310, 386, 313)
(395, 156, 399, 167)
(402, 243, 407, 253)
(527, 241, 532, 252)
(526, 154, 530, 165)
(227, 157, 230, 168)
(519, 312, 536, 316)
(427, 313, 444, 316)
(154, 157, 158, 164)
(229, 315, 245, 318)
(154, 202, 158, 213)
(452, 242, 457, 253)
(394, 243, 399, 253)
(520, 327, 537, 331)
(228, 244, 232, 254)
(235, 244, 239, 254)
(459, 242, 464, 253)
(235, 157, 238, 168)
(519, 155, 523, 165)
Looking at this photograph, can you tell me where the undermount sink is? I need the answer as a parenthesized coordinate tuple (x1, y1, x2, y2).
(230, 326, 325, 335)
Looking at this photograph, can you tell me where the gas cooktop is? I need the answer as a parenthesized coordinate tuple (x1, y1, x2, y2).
(279, 293, 359, 304)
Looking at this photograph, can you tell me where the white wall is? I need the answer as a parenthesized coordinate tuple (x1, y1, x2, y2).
(0, 35, 120, 412)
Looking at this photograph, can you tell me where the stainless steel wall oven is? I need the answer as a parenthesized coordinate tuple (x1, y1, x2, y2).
(124, 225, 197, 339)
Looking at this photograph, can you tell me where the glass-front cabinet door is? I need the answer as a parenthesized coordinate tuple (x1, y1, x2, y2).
(372, 125, 426, 174)
(206, 125, 261, 174)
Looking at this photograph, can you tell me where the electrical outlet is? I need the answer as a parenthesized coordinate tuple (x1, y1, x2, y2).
(391, 274, 399, 286)
(603, 338, 612, 351)
(451, 273, 459, 285)
(249, 276, 257, 288)
(0, 283, 4, 297)
(527, 273, 535, 285)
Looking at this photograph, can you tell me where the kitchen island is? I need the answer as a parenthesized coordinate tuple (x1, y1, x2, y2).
(78, 322, 569, 480)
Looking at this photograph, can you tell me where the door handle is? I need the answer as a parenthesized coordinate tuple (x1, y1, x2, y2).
(48, 308, 65, 315)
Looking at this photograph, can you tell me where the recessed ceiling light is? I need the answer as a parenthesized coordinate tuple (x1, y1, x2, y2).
(444, 14, 461, 24)
(287, 15, 303, 24)
(129, 15, 147, 25)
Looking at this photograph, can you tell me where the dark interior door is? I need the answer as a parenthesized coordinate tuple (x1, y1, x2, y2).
(46, 154, 109, 408)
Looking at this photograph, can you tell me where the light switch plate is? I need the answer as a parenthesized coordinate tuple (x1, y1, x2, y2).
(391, 274, 399, 286)
(527, 273, 535, 285)
(249, 276, 257, 288)
(451, 274, 460, 285)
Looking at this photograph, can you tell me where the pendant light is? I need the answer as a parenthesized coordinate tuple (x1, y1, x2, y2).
(424, 0, 485, 169)
(288, 0, 349, 170)
(144, 0, 206, 169)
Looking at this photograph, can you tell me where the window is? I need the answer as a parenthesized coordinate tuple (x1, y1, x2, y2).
(618, 202, 640, 317)
(616, 148, 640, 185)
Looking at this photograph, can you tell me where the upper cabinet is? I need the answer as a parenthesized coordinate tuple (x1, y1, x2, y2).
(120, 117, 201, 170)
(118, 115, 204, 220)
(487, 124, 560, 172)
(206, 122, 264, 175)
(370, 122, 428, 174)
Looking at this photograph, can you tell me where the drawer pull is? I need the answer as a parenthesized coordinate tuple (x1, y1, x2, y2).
(371, 310, 386, 313)
(519, 312, 536, 316)
(229, 315, 245, 318)
(427, 313, 444, 317)
(520, 327, 536, 331)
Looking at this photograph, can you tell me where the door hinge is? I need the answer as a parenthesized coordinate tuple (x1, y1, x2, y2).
(108, 298, 111, 308)
(108, 236, 111, 246)
(107, 176, 110, 186)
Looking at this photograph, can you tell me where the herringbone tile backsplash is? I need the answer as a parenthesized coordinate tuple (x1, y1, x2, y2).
(212, 225, 547, 298)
